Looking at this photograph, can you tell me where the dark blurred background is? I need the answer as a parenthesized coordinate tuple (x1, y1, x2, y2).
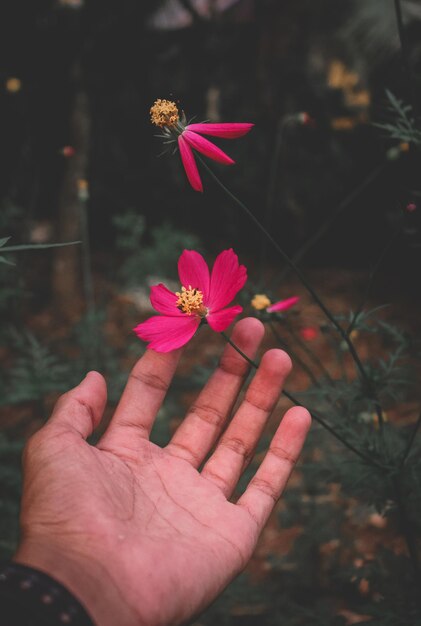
(1, 0, 421, 279)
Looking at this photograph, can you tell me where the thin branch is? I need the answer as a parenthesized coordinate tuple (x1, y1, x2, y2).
(267, 320, 321, 387)
(259, 115, 296, 280)
(347, 229, 400, 336)
(279, 164, 385, 282)
(282, 318, 334, 383)
(201, 158, 387, 429)
(220, 331, 387, 471)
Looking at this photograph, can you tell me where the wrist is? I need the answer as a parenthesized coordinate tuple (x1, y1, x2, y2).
(13, 537, 139, 626)
(0, 560, 94, 626)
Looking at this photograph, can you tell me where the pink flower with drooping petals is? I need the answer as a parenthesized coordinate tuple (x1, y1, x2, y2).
(134, 248, 247, 352)
(178, 123, 253, 192)
(150, 99, 253, 192)
(267, 296, 300, 313)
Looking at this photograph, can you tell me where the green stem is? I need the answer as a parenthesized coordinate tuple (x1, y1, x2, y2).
(201, 157, 360, 363)
(201, 158, 386, 429)
(347, 229, 400, 336)
(323, 326, 348, 381)
(259, 115, 296, 281)
(269, 320, 355, 422)
(220, 331, 386, 471)
(344, 230, 400, 430)
(267, 320, 321, 387)
(279, 163, 385, 282)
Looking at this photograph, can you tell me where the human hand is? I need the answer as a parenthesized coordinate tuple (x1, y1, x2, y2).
(14, 317, 311, 626)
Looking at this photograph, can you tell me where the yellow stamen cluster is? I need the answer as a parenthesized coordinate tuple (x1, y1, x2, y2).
(150, 99, 179, 128)
(251, 294, 271, 310)
(176, 286, 206, 316)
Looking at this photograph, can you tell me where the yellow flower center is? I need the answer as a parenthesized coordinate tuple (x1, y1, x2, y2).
(176, 286, 206, 316)
(251, 294, 271, 310)
(150, 99, 180, 128)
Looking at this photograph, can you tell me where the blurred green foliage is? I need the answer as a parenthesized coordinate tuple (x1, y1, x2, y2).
(114, 209, 202, 285)
(374, 91, 421, 147)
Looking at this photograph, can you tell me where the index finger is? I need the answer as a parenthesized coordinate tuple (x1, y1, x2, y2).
(100, 348, 182, 447)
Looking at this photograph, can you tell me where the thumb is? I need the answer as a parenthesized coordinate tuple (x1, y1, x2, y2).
(49, 371, 107, 439)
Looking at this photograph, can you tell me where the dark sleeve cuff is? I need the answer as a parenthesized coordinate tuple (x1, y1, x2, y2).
(0, 561, 95, 626)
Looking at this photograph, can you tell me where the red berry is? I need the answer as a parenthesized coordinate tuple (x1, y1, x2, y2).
(300, 326, 319, 341)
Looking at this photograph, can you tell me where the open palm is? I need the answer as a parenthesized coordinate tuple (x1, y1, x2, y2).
(15, 318, 310, 626)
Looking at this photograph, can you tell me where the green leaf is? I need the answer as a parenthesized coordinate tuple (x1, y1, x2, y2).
(0, 237, 11, 248)
(0, 255, 15, 266)
(0, 240, 81, 253)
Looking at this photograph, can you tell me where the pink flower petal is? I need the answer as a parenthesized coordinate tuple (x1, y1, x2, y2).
(150, 284, 184, 316)
(208, 248, 247, 311)
(267, 296, 300, 313)
(186, 123, 254, 138)
(178, 135, 203, 192)
(178, 250, 210, 300)
(183, 130, 234, 165)
(207, 305, 243, 332)
(133, 315, 200, 352)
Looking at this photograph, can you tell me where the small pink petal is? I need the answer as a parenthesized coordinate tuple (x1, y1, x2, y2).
(207, 305, 243, 332)
(150, 284, 183, 316)
(178, 135, 203, 192)
(134, 315, 200, 352)
(178, 250, 210, 300)
(267, 296, 300, 313)
(183, 130, 234, 165)
(208, 248, 247, 311)
(186, 123, 254, 139)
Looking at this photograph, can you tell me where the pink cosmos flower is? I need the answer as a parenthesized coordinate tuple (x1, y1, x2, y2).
(177, 123, 253, 192)
(150, 99, 253, 192)
(134, 248, 247, 352)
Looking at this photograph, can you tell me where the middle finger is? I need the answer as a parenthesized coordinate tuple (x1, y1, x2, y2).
(165, 317, 264, 466)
